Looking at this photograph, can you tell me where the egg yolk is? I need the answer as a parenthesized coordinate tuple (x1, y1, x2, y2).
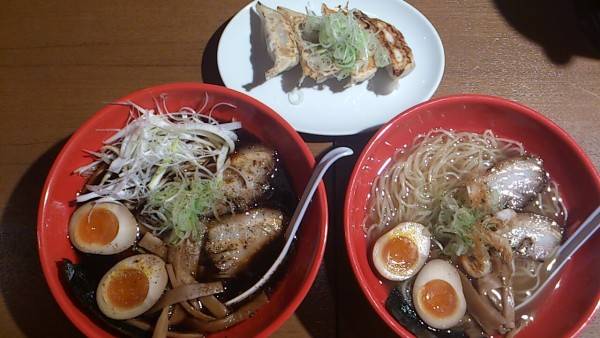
(382, 236, 418, 273)
(419, 279, 457, 318)
(77, 207, 119, 245)
(106, 268, 149, 309)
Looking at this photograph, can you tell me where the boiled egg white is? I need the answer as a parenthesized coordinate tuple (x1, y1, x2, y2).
(69, 201, 137, 255)
(372, 222, 430, 281)
(97, 254, 168, 320)
(412, 259, 466, 330)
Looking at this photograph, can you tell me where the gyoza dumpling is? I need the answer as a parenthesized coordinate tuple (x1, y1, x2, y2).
(352, 9, 415, 80)
(321, 4, 378, 86)
(277, 6, 337, 83)
(256, 2, 299, 79)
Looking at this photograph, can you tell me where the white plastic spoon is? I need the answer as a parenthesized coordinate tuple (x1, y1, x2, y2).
(516, 205, 600, 314)
(225, 146, 354, 306)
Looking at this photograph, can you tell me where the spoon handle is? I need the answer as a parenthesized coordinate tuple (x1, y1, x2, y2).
(225, 146, 353, 305)
(516, 205, 600, 313)
(548, 205, 600, 275)
(284, 146, 354, 240)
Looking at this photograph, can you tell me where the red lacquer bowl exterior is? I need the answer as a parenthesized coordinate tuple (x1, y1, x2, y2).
(37, 83, 328, 338)
(344, 95, 600, 337)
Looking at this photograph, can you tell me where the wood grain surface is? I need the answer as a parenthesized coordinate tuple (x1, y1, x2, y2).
(0, 0, 598, 337)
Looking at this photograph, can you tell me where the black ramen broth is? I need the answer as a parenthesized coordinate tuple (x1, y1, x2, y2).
(365, 129, 567, 337)
(61, 100, 298, 337)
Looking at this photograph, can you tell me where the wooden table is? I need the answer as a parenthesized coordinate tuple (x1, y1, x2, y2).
(1, 0, 598, 337)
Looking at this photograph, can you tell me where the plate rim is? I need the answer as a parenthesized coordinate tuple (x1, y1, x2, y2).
(216, 0, 446, 136)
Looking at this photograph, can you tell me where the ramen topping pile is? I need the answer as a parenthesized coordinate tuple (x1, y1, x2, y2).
(367, 130, 566, 337)
(64, 97, 296, 337)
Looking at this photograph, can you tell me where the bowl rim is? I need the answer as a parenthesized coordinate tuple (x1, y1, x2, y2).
(37, 82, 329, 338)
(343, 93, 600, 338)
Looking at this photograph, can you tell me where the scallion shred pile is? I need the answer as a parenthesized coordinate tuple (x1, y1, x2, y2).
(75, 95, 241, 243)
(303, 9, 390, 80)
(433, 193, 482, 256)
(143, 178, 224, 243)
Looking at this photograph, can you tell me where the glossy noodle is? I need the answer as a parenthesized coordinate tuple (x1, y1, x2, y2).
(370, 129, 568, 337)
(368, 129, 524, 237)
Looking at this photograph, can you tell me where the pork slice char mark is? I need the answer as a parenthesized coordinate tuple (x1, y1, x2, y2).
(205, 208, 284, 278)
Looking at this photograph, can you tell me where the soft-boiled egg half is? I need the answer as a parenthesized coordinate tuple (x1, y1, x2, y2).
(412, 259, 466, 329)
(97, 254, 168, 319)
(372, 222, 430, 281)
(69, 201, 137, 255)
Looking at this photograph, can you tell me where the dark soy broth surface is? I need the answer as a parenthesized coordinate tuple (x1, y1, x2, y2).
(75, 132, 298, 324)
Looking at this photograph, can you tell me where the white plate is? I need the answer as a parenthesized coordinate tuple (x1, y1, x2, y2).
(217, 0, 444, 135)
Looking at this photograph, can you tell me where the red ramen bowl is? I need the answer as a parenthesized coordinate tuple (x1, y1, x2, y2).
(37, 83, 328, 338)
(344, 94, 600, 337)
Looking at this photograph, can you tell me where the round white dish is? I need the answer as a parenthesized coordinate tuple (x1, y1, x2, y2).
(217, 0, 445, 135)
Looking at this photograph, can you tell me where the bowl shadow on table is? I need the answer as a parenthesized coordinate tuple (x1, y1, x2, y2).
(273, 146, 337, 338)
(330, 134, 398, 338)
(493, 0, 600, 64)
(202, 8, 397, 96)
(336, 245, 398, 338)
(0, 139, 84, 338)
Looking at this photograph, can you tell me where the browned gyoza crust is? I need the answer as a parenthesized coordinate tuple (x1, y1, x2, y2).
(277, 6, 335, 83)
(352, 9, 415, 78)
(256, 2, 300, 79)
(275, 4, 414, 82)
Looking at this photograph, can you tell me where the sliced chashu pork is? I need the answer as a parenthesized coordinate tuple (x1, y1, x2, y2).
(205, 207, 284, 277)
(214, 144, 276, 215)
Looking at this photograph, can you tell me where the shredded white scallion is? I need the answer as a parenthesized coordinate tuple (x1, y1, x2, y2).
(75, 95, 242, 243)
